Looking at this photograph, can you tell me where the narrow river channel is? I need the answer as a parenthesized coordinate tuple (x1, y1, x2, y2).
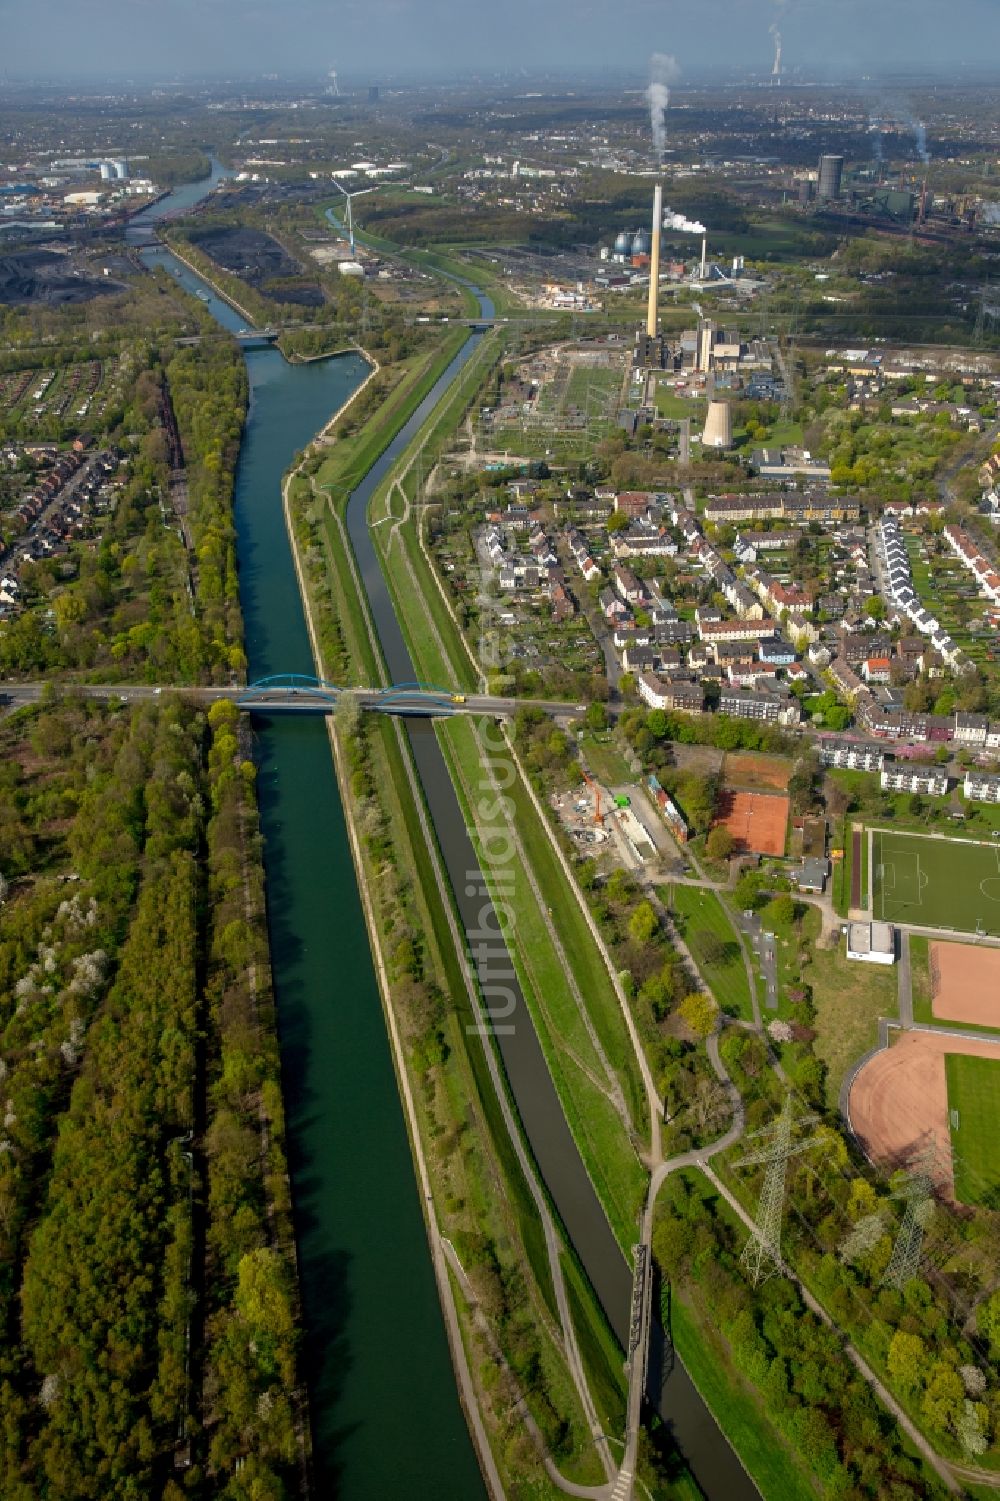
(129, 170, 758, 1501)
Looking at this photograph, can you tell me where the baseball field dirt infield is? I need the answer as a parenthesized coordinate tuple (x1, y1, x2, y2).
(722, 751, 792, 791)
(714, 789, 789, 857)
(930, 941, 1000, 1027)
(849, 1032, 1000, 1200)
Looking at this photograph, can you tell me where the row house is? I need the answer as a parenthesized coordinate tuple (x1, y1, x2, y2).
(838, 628, 893, 665)
(615, 490, 661, 519)
(829, 657, 864, 701)
(954, 712, 990, 747)
(528, 524, 558, 570)
(819, 739, 885, 772)
(943, 524, 1000, 606)
(600, 588, 630, 623)
(861, 656, 893, 685)
(726, 580, 764, 619)
(880, 767, 950, 797)
(612, 563, 646, 606)
(714, 639, 759, 667)
(698, 617, 777, 644)
(565, 528, 602, 584)
(613, 525, 678, 560)
(637, 672, 705, 714)
(703, 494, 785, 524)
(718, 686, 802, 726)
(759, 639, 797, 667)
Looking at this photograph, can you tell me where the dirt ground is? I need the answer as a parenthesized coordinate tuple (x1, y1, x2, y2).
(670, 743, 724, 779)
(715, 789, 789, 857)
(930, 941, 1000, 1027)
(848, 1031, 1000, 1199)
(723, 751, 792, 791)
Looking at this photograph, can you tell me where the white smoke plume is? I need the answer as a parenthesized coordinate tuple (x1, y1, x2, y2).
(914, 120, 929, 165)
(646, 53, 680, 161)
(869, 116, 884, 166)
(662, 208, 706, 235)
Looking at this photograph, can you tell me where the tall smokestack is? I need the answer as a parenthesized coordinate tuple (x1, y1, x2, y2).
(700, 235, 707, 281)
(646, 182, 662, 339)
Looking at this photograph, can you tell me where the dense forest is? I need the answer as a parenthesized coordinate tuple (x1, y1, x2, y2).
(0, 695, 304, 1499)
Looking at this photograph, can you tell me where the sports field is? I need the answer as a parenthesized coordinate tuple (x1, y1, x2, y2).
(849, 1032, 1000, 1201)
(714, 789, 789, 857)
(945, 1054, 1000, 1208)
(871, 830, 1000, 936)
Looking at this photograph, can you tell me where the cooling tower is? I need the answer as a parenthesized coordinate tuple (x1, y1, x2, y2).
(645, 182, 662, 339)
(702, 400, 733, 449)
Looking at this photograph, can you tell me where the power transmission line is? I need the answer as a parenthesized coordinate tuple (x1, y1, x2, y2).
(735, 1093, 820, 1287)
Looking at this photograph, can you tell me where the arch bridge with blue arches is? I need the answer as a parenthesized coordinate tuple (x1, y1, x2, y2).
(234, 674, 460, 717)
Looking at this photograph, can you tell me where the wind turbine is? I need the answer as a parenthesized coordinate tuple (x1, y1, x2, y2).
(331, 178, 374, 256)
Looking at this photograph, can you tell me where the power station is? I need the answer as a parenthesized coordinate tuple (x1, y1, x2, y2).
(817, 154, 844, 202)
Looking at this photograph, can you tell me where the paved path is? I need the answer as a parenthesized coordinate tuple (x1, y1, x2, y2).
(897, 928, 913, 1026)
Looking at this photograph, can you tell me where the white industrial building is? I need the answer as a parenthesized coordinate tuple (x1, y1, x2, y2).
(846, 921, 896, 965)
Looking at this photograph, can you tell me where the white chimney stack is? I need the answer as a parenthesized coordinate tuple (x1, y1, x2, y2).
(645, 182, 663, 338)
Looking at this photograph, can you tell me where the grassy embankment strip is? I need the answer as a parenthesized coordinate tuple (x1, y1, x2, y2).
(367, 334, 506, 691)
(910, 934, 932, 1016)
(318, 326, 469, 498)
(438, 714, 647, 1252)
(668, 1278, 822, 1501)
(666, 883, 755, 1022)
(369, 718, 609, 1487)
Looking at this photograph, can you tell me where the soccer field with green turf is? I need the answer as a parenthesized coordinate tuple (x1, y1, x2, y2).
(871, 829, 1000, 936)
(946, 1054, 1000, 1208)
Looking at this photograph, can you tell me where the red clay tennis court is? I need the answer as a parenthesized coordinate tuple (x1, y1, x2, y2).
(714, 789, 789, 857)
(930, 941, 1000, 1028)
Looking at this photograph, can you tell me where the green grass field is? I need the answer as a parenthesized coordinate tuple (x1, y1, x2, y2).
(665, 883, 755, 1021)
(579, 732, 632, 787)
(945, 1054, 1000, 1208)
(871, 830, 1000, 936)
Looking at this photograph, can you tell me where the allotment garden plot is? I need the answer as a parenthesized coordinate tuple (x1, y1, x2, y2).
(871, 829, 1000, 936)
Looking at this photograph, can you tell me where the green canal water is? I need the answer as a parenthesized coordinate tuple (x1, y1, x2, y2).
(136, 213, 486, 1494)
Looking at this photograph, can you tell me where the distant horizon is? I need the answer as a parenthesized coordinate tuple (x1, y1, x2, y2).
(3, 63, 999, 90)
(1, 0, 998, 87)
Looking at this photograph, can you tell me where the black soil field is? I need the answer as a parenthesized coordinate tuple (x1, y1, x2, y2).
(0, 250, 124, 306)
(188, 225, 324, 307)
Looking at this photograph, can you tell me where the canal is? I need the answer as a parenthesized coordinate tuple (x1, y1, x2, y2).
(131, 171, 757, 1501)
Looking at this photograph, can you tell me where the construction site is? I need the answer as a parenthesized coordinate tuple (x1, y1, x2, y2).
(551, 764, 688, 876)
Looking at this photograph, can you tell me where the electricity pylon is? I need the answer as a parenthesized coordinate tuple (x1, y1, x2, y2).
(736, 1094, 820, 1287)
(881, 1146, 939, 1291)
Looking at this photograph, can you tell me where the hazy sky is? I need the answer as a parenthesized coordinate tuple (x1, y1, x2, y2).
(2, 0, 998, 81)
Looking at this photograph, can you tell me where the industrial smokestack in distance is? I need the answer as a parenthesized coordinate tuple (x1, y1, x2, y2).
(700, 236, 707, 281)
(646, 182, 663, 339)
